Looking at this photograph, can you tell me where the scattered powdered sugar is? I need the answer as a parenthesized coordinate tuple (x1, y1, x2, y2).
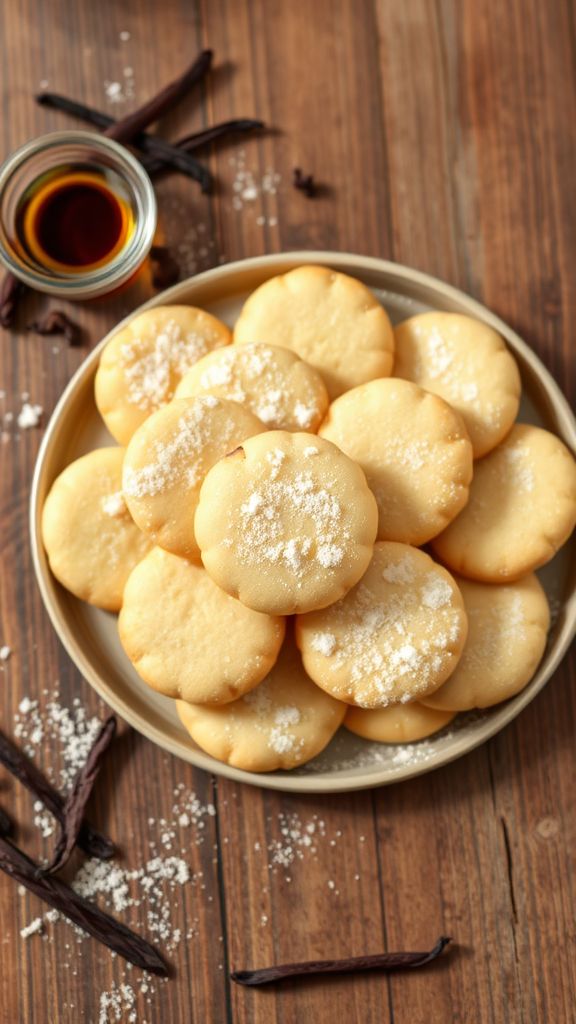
(121, 318, 220, 411)
(303, 446, 319, 457)
(463, 591, 527, 670)
(274, 706, 301, 727)
(236, 462, 347, 578)
(382, 556, 416, 585)
(264, 812, 328, 868)
(17, 402, 43, 429)
(304, 729, 446, 773)
(99, 982, 137, 1023)
(309, 632, 337, 657)
(123, 396, 228, 498)
(69, 853, 195, 950)
(424, 327, 454, 378)
(158, 198, 219, 278)
(420, 575, 453, 609)
(101, 491, 128, 518)
(269, 706, 301, 754)
(0, 644, 11, 661)
(413, 323, 487, 410)
(193, 344, 323, 430)
(317, 543, 344, 568)
(307, 566, 463, 706)
(502, 445, 534, 492)
(230, 684, 306, 759)
(460, 382, 479, 401)
(229, 151, 282, 220)
(293, 402, 316, 428)
(14, 693, 223, 1018)
(34, 798, 56, 838)
(104, 66, 135, 105)
(14, 692, 103, 789)
(383, 436, 432, 471)
(20, 917, 44, 939)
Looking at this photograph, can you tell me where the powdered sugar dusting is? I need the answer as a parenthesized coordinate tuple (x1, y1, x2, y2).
(17, 402, 43, 429)
(237, 465, 346, 577)
(20, 917, 44, 939)
(502, 445, 535, 493)
(229, 151, 282, 222)
(420, 575, 453, 609)
(14, 692, 222, 1017)
(424, 327, 454, 379)
(14, 692, 105, 789)
(184, 344, 324, 431)
(462, 591, 527, 672)
(120, 318, 221, 411)
(123, 396, 233, 498)
(99, 982, 137, 1023)
(382, 556, 416, 585)
(309, 632, 337, 656)
(269, 705, 302, 754)
(101, 491, 128, 518)
(411, 321, 494, 412)
(304, 553, 464, 707)
(227, 682, 307, 759)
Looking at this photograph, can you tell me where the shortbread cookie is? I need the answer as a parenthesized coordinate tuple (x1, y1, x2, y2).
(123, 396, 263, 560)
(176, 632, 346, 772)
(95, 306, 231, 444)
(422, 574, 550, 711)
(319, 378, 473, 545)
(233, 265, 394, 400)
(432, 424, 576, 581)
(394, 312, 521, 457)
(195, 431, 378, 615)
(295, 542, 467, 708)
(41, 447, 152, 611)
(175, 343, 329, 432)
(119, 547, 285, 704)
(344, 702, 455, 743)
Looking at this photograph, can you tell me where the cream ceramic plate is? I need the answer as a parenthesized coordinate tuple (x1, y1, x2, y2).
(30, 253, 576, 792)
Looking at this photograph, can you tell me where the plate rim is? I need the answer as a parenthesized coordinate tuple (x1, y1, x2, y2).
(29, 250, 576, 792)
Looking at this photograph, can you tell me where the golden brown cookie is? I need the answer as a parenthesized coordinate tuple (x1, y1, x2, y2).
(233, 265, 394, 399)
(422, 574, 550, 710)
(195, 431, 378, 615)
(41, 447, 152, 611)
(319, 378, 473, 544)
(394, 312, 521, 457)
(432, 424, 576, 581)
(176, 632, 346, 772)
(344, 702, 456, 743)
(95, 305, 231, 444)
(296, 542, 468, 708)
(119, 547, 285, 704)
(123, 396, 263, 560)
(175, 342, 329, 432)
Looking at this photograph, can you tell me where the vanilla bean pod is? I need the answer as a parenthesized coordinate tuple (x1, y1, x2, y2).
(37, 50, 213, 191)
(0, 832, 168, 975)
(46, 716, 116, 874)
(231, 936, 452, 986)
(0, 727, 114, 860)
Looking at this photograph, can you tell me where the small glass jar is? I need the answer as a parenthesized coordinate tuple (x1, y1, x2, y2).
(0, 130, 157, 299)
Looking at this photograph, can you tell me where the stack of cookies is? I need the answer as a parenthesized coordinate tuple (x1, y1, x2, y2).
(42, 266, 576, 772)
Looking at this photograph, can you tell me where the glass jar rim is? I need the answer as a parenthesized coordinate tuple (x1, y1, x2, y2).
(0, 130, 157, 298)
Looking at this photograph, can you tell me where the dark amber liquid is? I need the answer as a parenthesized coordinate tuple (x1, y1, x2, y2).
(36, 181, 124, 266)
(17, 169, 132, 273)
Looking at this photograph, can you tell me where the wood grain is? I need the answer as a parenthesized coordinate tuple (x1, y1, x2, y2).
(0, 0, 574, 1021)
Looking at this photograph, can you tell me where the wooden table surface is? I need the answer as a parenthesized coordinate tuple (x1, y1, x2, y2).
(1, 1, 575, 1021)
